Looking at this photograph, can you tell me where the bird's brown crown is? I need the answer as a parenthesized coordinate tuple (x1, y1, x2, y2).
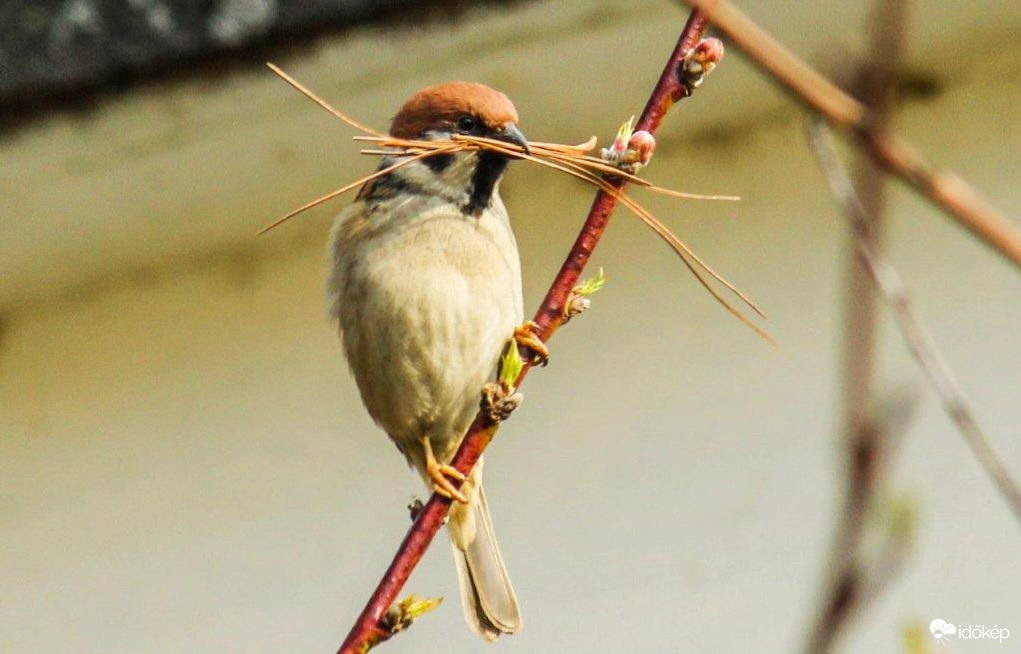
(390, 82, 519, 139)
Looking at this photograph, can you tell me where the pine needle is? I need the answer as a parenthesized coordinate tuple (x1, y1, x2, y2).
(256, 145, 463, 235)
(266, 63, 386, 138)
(264, 63, 769, 341)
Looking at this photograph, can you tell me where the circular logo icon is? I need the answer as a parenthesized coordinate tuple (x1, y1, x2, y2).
(930, 619, 956, 644)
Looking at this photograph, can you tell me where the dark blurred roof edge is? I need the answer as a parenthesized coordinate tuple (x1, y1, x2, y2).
(0, 0, 529, 133)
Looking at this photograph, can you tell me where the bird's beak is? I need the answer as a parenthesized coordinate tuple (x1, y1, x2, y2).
(494, 124, 530, 156)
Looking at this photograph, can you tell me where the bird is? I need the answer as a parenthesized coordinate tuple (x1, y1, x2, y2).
(327, 81, 547, 641)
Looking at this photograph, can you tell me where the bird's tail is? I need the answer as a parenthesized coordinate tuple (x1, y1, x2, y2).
(447, 466, 521, 641)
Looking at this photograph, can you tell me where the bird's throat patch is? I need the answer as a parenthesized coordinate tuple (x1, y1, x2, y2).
(464, 151, 508, 217)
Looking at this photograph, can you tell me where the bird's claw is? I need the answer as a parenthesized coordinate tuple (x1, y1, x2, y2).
(421, 436, 468, 503)
(513, 320, 549, 366)
(481, 382, 523, 422)
(427, 461, 468, 503)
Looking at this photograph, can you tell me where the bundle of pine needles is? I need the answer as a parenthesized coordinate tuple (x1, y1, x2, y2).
(261, 63, 771, 343)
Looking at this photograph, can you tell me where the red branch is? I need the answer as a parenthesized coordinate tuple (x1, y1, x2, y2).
(336, 9, 710, 653)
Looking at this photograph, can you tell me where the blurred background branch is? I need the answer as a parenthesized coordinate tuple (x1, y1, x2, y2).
(686, 0, 1021, 271)
(808, 122, 1021, 524)
(802, 3, 913, 651)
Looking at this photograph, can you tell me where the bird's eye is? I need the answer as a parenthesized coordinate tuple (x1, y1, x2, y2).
(456, 115, 477, 133)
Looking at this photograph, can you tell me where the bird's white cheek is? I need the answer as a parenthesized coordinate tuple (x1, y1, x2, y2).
(390, 153, 479, 203)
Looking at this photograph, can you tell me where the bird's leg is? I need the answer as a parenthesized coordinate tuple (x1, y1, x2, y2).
(513, 320, 549, 366)
(420, 436, 468, 503)
(481, 382, 523, 422)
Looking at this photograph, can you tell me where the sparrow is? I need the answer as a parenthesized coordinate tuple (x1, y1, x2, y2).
(327, 81, 546, 640)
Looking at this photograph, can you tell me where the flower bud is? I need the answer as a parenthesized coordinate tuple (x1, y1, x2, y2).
(627, 130, 656, 166)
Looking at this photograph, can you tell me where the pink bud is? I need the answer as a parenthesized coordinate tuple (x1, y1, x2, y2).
(692, 38, 724, 66)
(627, 130, 656, 165)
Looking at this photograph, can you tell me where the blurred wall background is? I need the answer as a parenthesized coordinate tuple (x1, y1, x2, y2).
(2, 1, 1020, 653)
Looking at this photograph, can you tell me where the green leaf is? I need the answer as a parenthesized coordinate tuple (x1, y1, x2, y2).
(376, 594, 445, 643)
(500, 340, 525, 388)
(576, 267, 607, 297)
(615, 116, 635, 144)
(396, 594, 443, 621)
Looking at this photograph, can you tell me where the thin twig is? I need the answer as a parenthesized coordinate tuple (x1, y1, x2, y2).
(808, 121, 1021, 525)
(684, 0, 1021, 272)
(334, 9, 712, 653)
(803, 3, 909, 652)
(840, 0, 906, 458)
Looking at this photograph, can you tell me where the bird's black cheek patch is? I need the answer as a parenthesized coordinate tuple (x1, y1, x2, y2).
(423, 153, 454, 174)
(464, 151, 508, 217)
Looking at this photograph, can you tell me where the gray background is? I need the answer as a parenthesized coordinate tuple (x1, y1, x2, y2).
(2, 1, 1019, 652)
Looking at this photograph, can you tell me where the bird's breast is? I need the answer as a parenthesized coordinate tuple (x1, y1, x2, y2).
(330, 194, 523, 462)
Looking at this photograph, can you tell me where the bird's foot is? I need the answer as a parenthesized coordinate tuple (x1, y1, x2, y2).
(513, 320, 549, 366)
(481, 382, 523, 422)
(420, 436, 468, 503)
